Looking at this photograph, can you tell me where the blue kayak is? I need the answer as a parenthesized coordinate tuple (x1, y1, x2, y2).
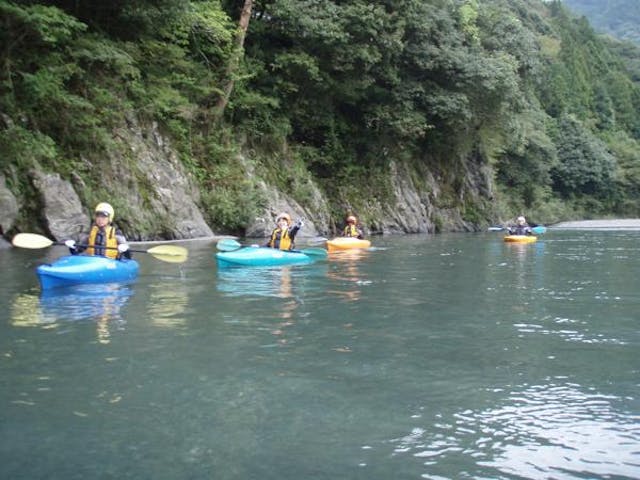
(216, 247, 315, 267)
(36, 255, 139, 290)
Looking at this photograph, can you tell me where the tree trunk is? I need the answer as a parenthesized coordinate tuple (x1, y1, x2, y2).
(213, 0, 253, 120)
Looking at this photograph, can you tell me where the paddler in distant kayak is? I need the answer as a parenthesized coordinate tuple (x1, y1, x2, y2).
(65, 202, 131, 259)
(342, 214, 364, 239)
(507, 216, 533, 236)
(266, 212, 304, 250)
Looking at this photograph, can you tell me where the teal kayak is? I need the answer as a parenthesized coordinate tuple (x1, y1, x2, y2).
(216, 246, 315, 267)
(36, 255, 139, 289)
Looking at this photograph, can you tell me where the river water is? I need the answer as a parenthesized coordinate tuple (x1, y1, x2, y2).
(0, 232, 638, 480)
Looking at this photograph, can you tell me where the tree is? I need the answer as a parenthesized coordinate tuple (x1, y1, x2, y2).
(551, 114, 617, 197)
(213, 0, 253, 119)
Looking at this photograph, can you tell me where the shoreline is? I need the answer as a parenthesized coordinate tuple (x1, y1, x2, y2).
(550, 219, 640, 230)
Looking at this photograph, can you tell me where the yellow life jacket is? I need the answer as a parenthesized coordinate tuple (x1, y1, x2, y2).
(343, 225, 359, 237)
(269, 227, 293, 250)
(87, 225, 118, 259)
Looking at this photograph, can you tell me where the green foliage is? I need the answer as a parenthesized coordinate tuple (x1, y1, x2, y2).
(562, 0, 640, 45)
(550, 115, 617, 197)
(605, 130, 640, 206)
(4, 0, 640, 234)
(0, 124, 57, 172)
(200, 162, 264, 232)
(457, 0, 480, 44)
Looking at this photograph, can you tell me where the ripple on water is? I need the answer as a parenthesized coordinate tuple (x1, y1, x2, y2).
(385, 383, 640, 479)
(513, 316, 629, 345)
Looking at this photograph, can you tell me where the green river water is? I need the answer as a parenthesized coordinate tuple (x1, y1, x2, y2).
(0, 231, 638, 479)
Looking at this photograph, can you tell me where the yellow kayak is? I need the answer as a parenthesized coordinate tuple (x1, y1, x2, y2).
(326, 237, 371, 253)
(503, 235, 537, 243)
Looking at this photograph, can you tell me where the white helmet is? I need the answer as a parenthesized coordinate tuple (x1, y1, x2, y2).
(95, 202, 114, 223)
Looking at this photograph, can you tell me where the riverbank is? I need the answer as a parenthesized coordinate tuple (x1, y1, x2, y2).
(550, 219, 640, 230)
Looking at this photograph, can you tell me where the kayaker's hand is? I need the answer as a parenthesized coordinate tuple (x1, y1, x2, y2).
(295, 219, 304, 228)
(65, 239, 76, 249)
(117, 244, 129, 253)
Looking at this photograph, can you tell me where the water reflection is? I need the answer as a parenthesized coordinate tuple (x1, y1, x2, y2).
(326, 249, 371, 303)
(216, 265, 334, 346)
(10, 284, 133, 343)
(146, 282, 188, 328)
(216, 265, 300, 299)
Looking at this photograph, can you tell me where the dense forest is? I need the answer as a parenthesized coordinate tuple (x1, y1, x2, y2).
(563, 0, 640, 45)
(2, 0, 640, 237)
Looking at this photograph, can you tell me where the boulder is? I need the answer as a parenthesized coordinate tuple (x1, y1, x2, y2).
(31, 170, 90, 240)
(0, 174, 19, 242)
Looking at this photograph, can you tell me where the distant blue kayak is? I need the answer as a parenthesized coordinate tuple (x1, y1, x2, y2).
(36, 255, 139, 290)
(216, 246, 315, 267)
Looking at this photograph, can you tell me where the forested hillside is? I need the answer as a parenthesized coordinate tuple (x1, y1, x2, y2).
(562, 0, 640, 44)
(2, 0, 640, 239)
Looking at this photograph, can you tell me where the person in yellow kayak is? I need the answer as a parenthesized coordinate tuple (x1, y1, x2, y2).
(507, 215, 533, 236)
(65, 202, 131, 259)
(266, 212, 303, 250)
(342, 214, 364, 239)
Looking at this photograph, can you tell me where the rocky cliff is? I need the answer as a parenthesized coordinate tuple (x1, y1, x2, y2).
(1, 117, 496, 243)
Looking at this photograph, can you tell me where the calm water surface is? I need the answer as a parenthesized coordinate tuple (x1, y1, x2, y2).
(1, 232, 639, 479)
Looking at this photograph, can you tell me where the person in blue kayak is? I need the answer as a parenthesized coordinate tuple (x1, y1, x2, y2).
(266, 212, 303, 250)
(342, 214, 364, 239)
(507, 215, 533, 236)
(65, 202, 131, 259)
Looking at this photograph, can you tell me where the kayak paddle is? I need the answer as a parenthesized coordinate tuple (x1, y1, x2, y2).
(304, 236, 329, 245)
(12, 233, 188, 263)
(488, 225, 547, 235)
(215, 238, 328, 258)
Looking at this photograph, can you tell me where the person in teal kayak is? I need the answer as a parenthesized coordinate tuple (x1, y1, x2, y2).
(65, 202, 131, 259)
(266, 212, 303, 250)
(342, 214, 364, 239)
(507, 215, 533, 236)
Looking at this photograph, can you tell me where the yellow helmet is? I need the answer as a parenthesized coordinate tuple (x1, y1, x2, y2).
(95, 202, 114, 223)
(276, 212, 291, 224)
(346, 215, 357, 224)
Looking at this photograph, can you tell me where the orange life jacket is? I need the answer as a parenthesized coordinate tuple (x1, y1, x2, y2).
(268, 227, 293, 250)
(87, 225, 118, 259)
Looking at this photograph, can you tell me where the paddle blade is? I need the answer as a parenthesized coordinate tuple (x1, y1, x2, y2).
(305, 236, 328, 245)
(216, 239, 242, 252)
(12, 233, 55, 249)
(146, 245, 188, 263)
(488, 226, 504, 232)
(300, 247, 328, 258)
(531, 226, 546, 235)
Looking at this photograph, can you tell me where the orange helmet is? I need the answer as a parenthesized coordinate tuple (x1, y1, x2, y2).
(346, 215, 357, 224)
(276, 212, 291, 224)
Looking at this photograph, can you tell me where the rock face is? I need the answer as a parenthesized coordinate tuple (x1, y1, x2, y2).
(0, 175, 18, 248)
(361, 159, 492, 234)
(26, 119, 214, 241)
(31, 171, 90, 240)
(0, 174, 19, 230)
(382, 161, 434, 233)
(245, 180, 329, 239)
(108, 118, 214, 240)
(6, 115, 497, 241)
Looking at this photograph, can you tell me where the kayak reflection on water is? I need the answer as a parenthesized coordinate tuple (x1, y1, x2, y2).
(10, 284, 133, 344)
(326, 248, 372, 303)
